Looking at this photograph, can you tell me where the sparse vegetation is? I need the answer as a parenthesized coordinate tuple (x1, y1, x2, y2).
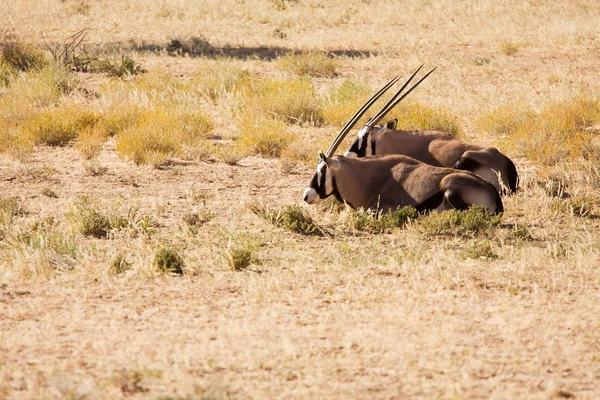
(3, 2, 600, 399)
(68, 196, 153, 238)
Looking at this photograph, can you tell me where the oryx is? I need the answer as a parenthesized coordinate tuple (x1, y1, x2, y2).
(344, 66, 519, 194)
(302, 76, 504, 215)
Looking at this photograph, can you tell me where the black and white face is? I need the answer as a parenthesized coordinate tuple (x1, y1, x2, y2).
(344, 119, 397, 158)
(344, 125, 375, 158)
(303, 160, 334, 204)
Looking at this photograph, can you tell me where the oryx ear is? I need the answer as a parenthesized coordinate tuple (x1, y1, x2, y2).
(327, 158, 341, 171)
(386, 119, 398, 130)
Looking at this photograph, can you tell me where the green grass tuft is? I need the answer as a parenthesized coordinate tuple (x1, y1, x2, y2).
(155, 247, 185, 275)
(343, 206, 418, 233)
(417, 206, 502, 236)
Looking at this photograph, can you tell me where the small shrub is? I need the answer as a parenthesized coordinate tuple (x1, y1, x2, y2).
(500, 41, 519, 56)
(322, 79, 373, 127)
(343, 206, 418, 233)
(216, 145, 247, 165)
(241, 77, 322, 125)
(279, 51, 337, 77)
(417, 206, 502, 236)
(182, 210, 214, 235)
(224, 235, 260, 271)
(1, 41, 47, 71)
(237, 112, 295, 157)
(111, 253, 132, 274)
(155, 247, 185, 275)
(387, 102, 462, 137)
(22, 104, 98, 146)
(463, 240, 498, 260)
(82, 159, 108, 176)
(167, 36, 214, 56)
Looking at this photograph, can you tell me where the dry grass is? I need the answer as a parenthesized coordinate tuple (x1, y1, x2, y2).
(2, 1, 600, 398)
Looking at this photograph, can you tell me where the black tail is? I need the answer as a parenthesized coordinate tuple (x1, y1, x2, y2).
(493, 186, 504, 214)
(414, 191, 445, 213)
(505, 158, 519, 194)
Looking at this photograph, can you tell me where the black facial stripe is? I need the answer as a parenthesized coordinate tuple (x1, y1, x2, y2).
(318, 164, 328, 196)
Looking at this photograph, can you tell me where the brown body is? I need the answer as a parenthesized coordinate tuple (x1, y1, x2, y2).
(346, 122, 519, 193)
(303, 155, 503, 215)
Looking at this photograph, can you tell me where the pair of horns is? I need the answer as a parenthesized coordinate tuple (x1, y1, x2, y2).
(323, 65, 437, 159)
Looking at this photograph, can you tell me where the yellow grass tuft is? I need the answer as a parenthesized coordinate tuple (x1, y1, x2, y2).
(22, 104, 98, 147)
(192, 62, 250, 101)
(237, 111, 295, 157)
(387, 102, 462, 137)
(75, 125, 109, 159)
(115, 107, 214, 167)
(241, 77, 322, 125)
(500, 40, 520, 56)
(279, 51, 337, 77)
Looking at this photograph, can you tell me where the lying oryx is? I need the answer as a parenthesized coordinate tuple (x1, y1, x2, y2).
(303, 153, 503, 215)
(344, 67, 519, 193)
(302, 75, 503, 215)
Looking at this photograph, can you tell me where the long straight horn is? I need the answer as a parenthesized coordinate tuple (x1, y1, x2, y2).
(364, 64, 424, 129)
(324, 76, 401, 158)
(370, 66, 437, 127)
